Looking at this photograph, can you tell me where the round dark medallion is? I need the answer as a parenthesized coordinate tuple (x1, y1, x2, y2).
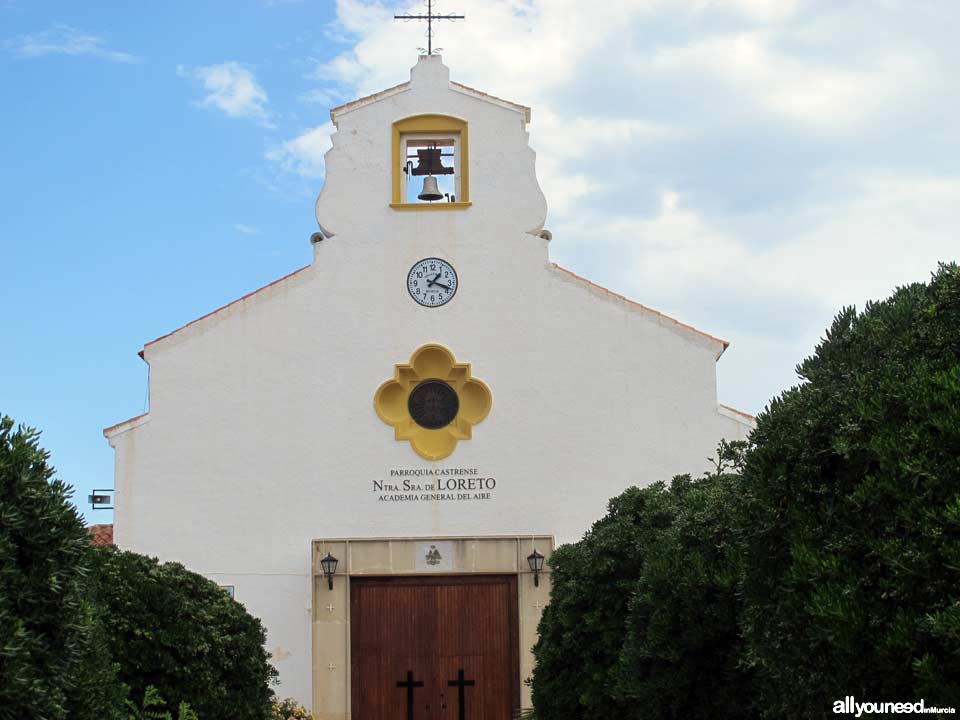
(408, 379, 459, 429)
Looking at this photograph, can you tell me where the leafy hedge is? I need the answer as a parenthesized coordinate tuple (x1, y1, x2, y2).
(739, 262, 960, 712)
(531, 449, 755, 719)
(0, 416, 106, 720)
(88, 546, 278, 720)
(0, 413, 279, 719)
(532, 263, 960, 718)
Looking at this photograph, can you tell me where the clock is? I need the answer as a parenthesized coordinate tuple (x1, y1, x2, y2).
(407, 257, 458, 307)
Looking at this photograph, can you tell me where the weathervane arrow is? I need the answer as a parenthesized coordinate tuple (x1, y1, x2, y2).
(394, 0, 465, 55)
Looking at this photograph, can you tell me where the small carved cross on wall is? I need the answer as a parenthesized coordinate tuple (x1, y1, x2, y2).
(533, 600, 545, 611)
(328, 663, 337, 672)
(326, 603, 336, 613)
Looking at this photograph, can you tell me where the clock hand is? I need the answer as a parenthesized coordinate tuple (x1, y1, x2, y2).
(433, 281, 452, 291)
(426, 272, 442, 288)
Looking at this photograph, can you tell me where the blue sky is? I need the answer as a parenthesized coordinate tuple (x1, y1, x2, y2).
(2, 0, 958, 525)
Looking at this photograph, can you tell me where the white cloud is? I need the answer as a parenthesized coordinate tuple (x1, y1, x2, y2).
(529, 111, 680, 216)
(178, 62, 271, 125)
(709, 0, 804, 22)
(318, 0, 614, 101)
(296, 0, 959, 412)
(540, 169, 960, 415)
(266, 122, 335, 179)
(649, 31, 933, 129)
(8, 24, 140, 63)
(601, 171, 960, 411)
(299, 87, 342, 106)
(573, 170, 960, 339)
(534, 111, 680, 161)
(234, 224, 260, 235)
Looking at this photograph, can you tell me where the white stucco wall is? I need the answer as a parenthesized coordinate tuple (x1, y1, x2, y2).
(106, 55, 752, 709)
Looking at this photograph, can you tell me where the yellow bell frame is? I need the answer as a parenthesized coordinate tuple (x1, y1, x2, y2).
(391, 114, 472, 211)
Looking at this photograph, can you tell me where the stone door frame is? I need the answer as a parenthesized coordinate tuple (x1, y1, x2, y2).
(311, 535, 554, 720)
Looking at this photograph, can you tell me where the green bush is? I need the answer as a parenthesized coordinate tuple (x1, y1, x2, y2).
(531, 444, 755, 719)
(0, 415, 120, 720)
(0, 415, 282, 718)
(89, 545, 278, 720)
(530, 486, 648, 719)
(64, 596, 128, 720)
(739, 263, 960, 714)
(618, 462, 756, 718)
(532, 265, 960, 718)
(125, 685, 198, 720)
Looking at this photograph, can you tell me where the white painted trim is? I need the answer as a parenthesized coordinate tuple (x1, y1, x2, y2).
(103, 413, 150, 440)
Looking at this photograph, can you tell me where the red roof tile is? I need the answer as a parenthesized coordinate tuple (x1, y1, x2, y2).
(142, 265, 311, 356)
(551, 264, 730, 351)
(87, 524, 114, 546)
(719, 403, 756, 421)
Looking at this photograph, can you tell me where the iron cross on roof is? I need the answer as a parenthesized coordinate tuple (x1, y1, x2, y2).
(394, 0, 465, 55)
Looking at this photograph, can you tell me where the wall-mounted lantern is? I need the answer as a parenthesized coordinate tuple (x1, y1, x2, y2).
(320, 553, 338, 590)
(527, 549, 545, 587)
(88, 489, 114, 511)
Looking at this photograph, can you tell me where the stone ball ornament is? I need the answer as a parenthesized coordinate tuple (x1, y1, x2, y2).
(374, 344, 492, 460)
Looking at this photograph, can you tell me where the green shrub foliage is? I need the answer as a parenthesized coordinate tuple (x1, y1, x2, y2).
(0, 416, 103, 720)
(531, 446, 756, 719)
(739, 263, 960, 713)
(89, 545, 278, 720)
(63, 596, 129, 720)
(619, 468, 756, 718)
(125, 685, 198, 720)
(532, 264, 960, 718)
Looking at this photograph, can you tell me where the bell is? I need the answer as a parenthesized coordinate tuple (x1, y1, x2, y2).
(411, 147, 454, 176)
(418, 175, 443, 202)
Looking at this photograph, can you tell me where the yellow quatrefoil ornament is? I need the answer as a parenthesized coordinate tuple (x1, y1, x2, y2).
(374, 344, 492, 460)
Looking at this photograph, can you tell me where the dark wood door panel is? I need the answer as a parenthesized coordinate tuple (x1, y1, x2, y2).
(351, 575, 519, 720)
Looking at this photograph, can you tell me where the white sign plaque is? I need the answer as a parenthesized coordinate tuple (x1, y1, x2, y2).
(372, 467, 497, 503)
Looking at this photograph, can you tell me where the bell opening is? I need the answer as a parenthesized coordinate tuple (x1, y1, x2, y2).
(403, 134, 458, 203)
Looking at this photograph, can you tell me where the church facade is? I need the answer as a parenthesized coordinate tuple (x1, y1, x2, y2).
(104, 56, 752, 719)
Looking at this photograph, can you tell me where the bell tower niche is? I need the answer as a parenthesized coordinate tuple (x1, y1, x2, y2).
(314, 54, 547, 240)
(392, 114, 470, 209)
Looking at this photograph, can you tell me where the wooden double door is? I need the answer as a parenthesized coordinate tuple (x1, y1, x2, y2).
(351, 575, 520, 720)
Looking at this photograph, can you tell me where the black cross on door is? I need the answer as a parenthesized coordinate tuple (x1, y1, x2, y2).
(447, 668, 476, 720)
(397, 670, 424, 720)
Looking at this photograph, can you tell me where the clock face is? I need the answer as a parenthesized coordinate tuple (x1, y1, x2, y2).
(407, 257, 458, 307)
